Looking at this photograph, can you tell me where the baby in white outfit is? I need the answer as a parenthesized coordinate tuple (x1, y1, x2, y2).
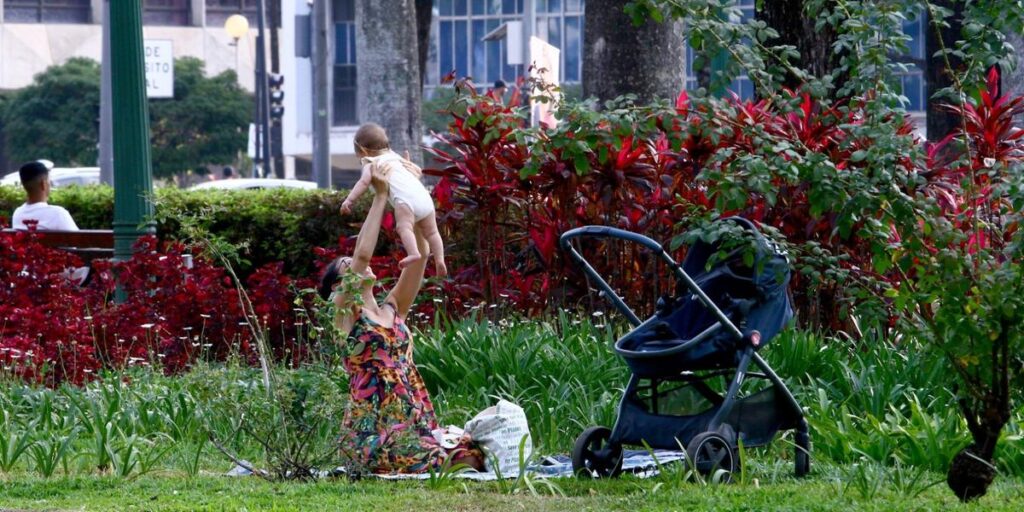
(341, 123, 447, 277)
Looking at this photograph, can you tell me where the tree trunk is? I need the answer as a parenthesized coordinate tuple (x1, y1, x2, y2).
(414, 0, 433, 86)
(356, 0, 423, 164)
(947, 328, 1012, 502)
(755, 0, 842, 90)
(583, 0, 684, 104)
(926, 0, 965, 141)
(1005, 33, 1024, 99)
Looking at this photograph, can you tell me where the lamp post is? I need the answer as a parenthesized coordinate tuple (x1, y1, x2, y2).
(224, 14, 250, 77)
(255, 0, 273, 177)
(109, 0, 155, 263)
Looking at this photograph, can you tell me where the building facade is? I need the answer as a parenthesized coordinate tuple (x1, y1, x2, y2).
(2, 1, 932, 178)
(283, 0, 941, 181)
(281, 0, 591, 178)
(0, 0, 264, 92)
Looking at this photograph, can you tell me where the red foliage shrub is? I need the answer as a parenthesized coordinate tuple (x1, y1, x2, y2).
(1, 228, 326, 384)
(0, 228, 99, 385)
(421, 81, 1003, 331)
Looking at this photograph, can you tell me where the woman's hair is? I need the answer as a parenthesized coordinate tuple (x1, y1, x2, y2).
(318, 257, 352, 301)
(354, 123, 389, 156)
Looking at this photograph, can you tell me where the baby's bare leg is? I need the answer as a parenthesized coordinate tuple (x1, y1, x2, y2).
(394, 203, 422, 269)
(416, 212, 447, 277)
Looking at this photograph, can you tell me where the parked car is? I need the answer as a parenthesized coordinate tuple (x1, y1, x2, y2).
(1, 167, 101, 188)
(188, 178, 318, 191)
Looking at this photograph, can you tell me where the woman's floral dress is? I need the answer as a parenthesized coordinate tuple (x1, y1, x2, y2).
(339, 310, 475, 474)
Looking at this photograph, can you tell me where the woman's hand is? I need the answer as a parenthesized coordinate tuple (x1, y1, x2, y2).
(369, 162, 390, 195)
(400, 151, 423, 177)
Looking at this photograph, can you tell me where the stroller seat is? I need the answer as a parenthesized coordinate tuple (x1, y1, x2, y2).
(613, 234, 791, 377)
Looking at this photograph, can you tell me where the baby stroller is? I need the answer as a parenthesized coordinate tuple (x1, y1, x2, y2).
(560, 217, 809, 479)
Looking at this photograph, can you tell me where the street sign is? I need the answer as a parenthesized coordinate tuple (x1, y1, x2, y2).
(144, 40, 174, 99)
(247, 123, 257, 158)
(529, 37, 560, 128)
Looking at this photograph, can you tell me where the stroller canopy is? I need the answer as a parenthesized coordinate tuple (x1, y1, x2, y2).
(619, 217, 793, 371)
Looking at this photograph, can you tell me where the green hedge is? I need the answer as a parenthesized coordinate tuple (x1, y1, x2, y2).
(0, 184, 367, 277)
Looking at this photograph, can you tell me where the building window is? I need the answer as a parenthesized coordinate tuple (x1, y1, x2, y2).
(435, 0, 532, 87)
(206, 0, 261, 27)
(144, 0, 191, 26)
(898, 10, 927, 112)
(684, 0, 754, 99)
(333, 0, 358, 126)
(3, 0, 91, 23)
(534, 0, 584, 83)
(683, 1, 927, 112)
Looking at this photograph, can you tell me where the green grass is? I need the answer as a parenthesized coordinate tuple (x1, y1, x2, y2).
(1, 470, 1023, 511)
(1, 315, 1023, 510)
(414, 316, 1023, 473)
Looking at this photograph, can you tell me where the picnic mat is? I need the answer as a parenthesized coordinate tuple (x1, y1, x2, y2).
(225, 450, 689, 481)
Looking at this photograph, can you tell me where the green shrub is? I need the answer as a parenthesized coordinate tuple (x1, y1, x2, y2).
(0, 184, 366, 277)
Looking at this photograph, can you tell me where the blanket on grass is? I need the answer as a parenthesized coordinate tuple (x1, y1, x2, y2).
(225, 450, 689, 481)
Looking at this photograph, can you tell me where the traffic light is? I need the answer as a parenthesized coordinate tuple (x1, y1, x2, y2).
(269, 73, 285, 122)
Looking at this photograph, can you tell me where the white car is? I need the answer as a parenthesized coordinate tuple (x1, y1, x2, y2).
(188, 178, 319, 191)
(1, 167, 101, 187)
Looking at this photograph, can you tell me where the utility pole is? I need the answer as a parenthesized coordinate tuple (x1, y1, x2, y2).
(312, 0, 332, 189)
(256, 0, 274, 176)
(523, 0, 535, 126)
(269, 0, 285, 177)
(110, 0, 155, 262)
(99, 0, 113, 185)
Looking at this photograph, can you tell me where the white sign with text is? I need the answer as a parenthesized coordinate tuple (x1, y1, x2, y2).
(144, 40, 174, 99)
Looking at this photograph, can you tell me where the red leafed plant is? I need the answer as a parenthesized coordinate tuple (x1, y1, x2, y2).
(425, 86, 697, 317)
(0, 228, 99, 384)
(0, 226, 330, 385)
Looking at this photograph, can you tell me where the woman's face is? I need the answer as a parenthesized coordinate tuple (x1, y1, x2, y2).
(334, 257, 376, 291)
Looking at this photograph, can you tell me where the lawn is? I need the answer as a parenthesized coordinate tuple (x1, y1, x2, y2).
(1, 318, 1022, 511)
(2, 471, 1024, 511)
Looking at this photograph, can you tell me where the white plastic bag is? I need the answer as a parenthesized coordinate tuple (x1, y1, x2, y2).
(464, 400, 533, 475)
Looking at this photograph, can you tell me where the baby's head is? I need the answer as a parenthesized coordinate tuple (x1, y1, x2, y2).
(354, 123, 389, 157)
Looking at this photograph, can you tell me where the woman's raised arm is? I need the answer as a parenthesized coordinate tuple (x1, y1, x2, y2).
(349, 169, 389, 275)
(385, 228, 431, 318)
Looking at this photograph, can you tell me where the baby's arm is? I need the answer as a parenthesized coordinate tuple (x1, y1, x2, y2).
(341, 164, 374, 214)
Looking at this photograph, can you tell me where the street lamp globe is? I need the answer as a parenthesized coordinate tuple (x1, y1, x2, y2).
(224, 14, 250, 41)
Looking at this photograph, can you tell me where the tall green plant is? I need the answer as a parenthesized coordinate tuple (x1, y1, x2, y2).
(627, 0, 1024, 502)
(886, 118, 1024, 500)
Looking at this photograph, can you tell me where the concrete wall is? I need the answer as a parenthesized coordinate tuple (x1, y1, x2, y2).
(0, 22, 260, 92)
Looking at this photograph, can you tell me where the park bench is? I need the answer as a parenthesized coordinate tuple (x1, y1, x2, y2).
(1, 229, 114, 264)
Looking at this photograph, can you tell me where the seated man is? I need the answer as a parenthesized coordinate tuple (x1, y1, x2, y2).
(11, 161, 79, 231)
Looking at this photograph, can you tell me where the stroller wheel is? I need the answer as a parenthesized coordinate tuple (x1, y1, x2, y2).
(686, 431, 736, 482)
(572, 426, 623, 478)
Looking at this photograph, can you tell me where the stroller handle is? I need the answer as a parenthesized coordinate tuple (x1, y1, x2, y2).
(559, 226, 744, 340)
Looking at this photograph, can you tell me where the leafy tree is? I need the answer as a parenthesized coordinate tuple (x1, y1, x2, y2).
(1, 58, 100, 167)
(148, 57, 251, 179)
(628, 0, 1024, 501)
(925, 0, 966, 141)
(756, 0, 843, 90)
(0, 57, 249, 177)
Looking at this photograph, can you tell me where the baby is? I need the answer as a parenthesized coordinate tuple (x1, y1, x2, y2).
(341, 123, 447, 277)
